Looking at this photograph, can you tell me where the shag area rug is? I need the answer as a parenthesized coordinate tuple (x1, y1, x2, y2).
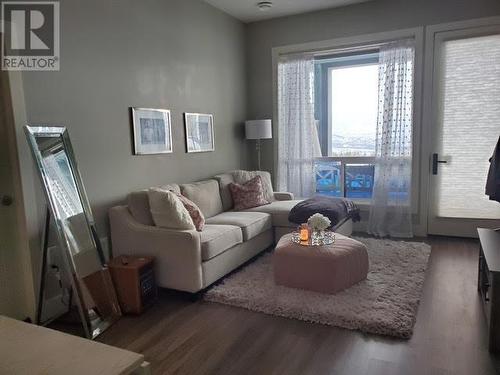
(204, 237, 431, 339)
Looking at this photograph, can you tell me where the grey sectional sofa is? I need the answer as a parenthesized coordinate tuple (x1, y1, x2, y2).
(109, 170, 353, 293)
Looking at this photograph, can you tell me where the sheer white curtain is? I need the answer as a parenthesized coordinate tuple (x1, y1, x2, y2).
(277, 55, 321, 198)
(368, 40, 415, 238)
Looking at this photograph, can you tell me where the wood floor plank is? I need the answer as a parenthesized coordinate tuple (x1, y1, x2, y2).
(98, 236, 500, 375)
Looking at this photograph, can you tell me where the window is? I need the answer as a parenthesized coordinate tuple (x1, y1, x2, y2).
(314, 51, 379, 199)
(329, 64, 378, 157)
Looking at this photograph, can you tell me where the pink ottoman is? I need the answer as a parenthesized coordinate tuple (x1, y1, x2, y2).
(273, 233, 369, 294)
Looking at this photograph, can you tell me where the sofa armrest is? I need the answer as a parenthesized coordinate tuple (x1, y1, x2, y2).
(273, 192, 294, 201)
(109, 205, 203, 292)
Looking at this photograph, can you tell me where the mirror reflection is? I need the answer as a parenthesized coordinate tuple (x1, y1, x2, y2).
(25, 126, 121, 338)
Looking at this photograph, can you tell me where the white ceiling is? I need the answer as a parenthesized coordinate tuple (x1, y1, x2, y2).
(204, 0, 372, 23)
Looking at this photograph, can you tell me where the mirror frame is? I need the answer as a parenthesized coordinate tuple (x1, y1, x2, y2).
(25, 125, 116, 338)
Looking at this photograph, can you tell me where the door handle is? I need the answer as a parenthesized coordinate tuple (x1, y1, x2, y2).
(1, 195, 13, 206)
(432, 153, 447, 175)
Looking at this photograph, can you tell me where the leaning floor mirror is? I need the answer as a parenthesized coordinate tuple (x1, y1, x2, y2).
(25, 126, 121, 339)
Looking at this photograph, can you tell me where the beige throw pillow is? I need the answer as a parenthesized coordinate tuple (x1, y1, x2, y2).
(233, 170, 274, 202)
(147, 188, 195, 230)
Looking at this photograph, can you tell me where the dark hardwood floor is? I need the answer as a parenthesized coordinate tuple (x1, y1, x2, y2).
(98, 236, 500, 375)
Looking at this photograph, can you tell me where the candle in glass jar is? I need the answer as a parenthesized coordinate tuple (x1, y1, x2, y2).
(299, 224, 309, 241)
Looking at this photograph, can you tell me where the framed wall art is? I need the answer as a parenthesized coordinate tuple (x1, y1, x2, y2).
(184, 113, 215, 153)
(131, 107, 172, 155)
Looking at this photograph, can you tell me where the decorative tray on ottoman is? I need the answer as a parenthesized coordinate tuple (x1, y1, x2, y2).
(290, 230, 336, 246)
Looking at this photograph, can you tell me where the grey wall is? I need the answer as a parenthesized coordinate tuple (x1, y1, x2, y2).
(245, 0, 500, 173)
(22, 0, 248, 237)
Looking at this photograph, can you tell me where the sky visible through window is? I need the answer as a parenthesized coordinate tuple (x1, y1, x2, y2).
(330, 64, 378, 156)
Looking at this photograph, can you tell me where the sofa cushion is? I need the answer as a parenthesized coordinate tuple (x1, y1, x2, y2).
(127, 184, 180, 226)
(206, 211, 272, 241)
(200, 224, 242, 261)
(180, 179, 223, 218)
(243, 200, 303, 227)
(233, 170, 274, 202)
(213, 172, 236, 211)
(147, 188, 195, 230)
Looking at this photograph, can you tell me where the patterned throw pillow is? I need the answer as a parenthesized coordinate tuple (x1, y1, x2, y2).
(171, 191, 205, 232)
(233, 170, 274, 202)
(228, 175, 270, 211)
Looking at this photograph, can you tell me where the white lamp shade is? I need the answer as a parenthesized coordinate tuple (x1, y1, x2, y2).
(245, 119, 272, 140)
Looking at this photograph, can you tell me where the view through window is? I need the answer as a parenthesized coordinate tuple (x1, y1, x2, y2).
(330, 64, 378, 157)
(314, 52, 379, 199)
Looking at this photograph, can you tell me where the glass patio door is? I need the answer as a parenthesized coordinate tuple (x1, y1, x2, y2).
(428, 26, 500, 237)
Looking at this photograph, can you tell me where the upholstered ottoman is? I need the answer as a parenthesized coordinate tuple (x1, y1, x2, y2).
(273, 233, 369, 294)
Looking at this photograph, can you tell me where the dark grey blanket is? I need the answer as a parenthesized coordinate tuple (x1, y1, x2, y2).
(288, 196, 361, 228)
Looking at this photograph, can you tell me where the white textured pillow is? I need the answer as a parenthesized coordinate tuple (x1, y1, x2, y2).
(147, 188, 195, 230)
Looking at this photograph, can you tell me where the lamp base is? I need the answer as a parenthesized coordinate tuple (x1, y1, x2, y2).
(256, 139, 261, 170)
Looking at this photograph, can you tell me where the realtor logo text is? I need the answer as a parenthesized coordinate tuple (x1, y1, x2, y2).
(1, 1, 60, 71)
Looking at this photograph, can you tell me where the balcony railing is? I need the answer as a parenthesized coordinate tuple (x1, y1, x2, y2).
(314, 158, 411, 202)
(314, 158, 374, 199)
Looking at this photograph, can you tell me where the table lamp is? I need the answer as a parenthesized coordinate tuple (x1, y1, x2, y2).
(245, 119, 272, 170)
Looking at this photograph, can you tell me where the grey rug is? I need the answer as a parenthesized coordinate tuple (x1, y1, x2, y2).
(204, 237, 431, 339)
